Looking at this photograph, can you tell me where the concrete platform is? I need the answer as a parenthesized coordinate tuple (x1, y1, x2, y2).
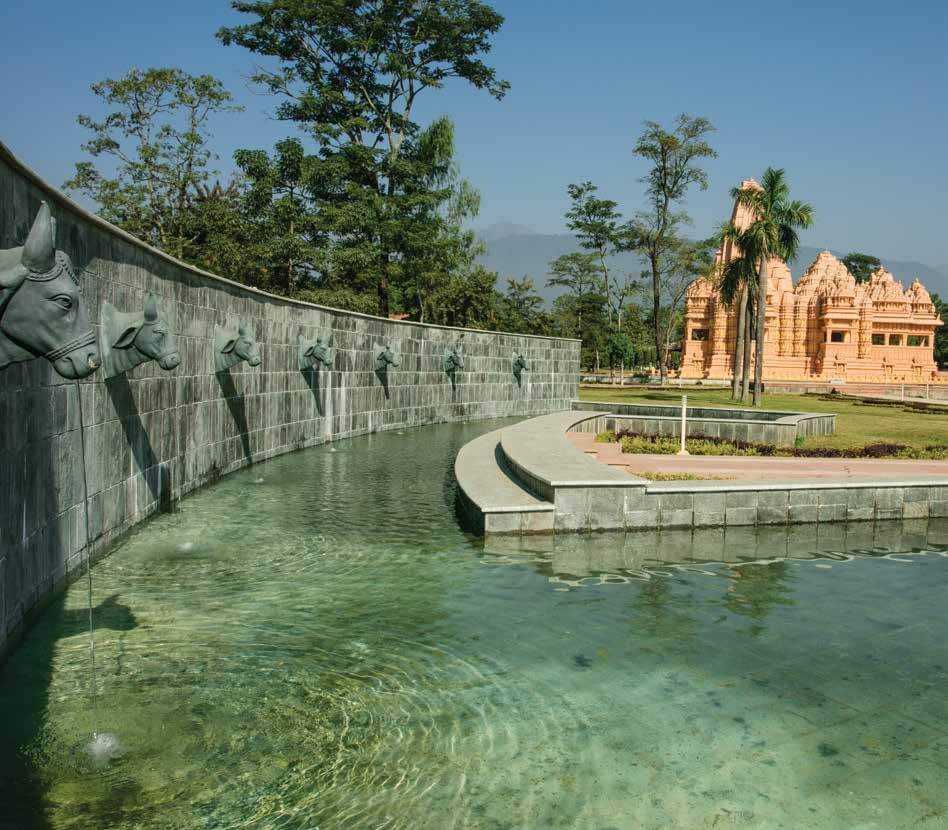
(454, 409, 948, 535)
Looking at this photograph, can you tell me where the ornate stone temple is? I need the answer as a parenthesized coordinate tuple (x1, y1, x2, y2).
(680, 182, 944, 383)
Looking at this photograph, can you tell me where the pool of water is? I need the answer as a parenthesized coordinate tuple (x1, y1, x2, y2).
(1, 419, 946, 829)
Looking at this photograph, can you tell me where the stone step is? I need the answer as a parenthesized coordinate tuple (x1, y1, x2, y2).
(454, 426, 554, 535)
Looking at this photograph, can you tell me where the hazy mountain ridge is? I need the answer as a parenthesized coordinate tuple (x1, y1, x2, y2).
(476, 226, 948, 306)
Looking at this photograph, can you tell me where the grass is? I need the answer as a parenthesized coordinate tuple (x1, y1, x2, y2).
(631, 471, 734, 481)
(578, 385, 948, 455)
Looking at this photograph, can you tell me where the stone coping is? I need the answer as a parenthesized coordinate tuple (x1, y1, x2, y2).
(454, 427, 554, 514)
(499, 411, 642, 489)
(647, 477, 948, 493)
(0, 141, 579, 344)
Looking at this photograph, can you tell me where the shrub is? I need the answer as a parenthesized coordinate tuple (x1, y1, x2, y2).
(595, 430, 616, 443)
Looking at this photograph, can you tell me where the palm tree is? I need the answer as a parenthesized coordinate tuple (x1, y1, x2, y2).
(717, 223, 757, 400)
(730, 169, 813, 406)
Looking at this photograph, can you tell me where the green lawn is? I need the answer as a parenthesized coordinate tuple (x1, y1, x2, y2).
(578, 385, 948, 453)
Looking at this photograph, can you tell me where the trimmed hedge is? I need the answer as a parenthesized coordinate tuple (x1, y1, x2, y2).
(614, 429, 947, 460)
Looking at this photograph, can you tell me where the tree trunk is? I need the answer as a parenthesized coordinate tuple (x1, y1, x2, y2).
(753, 258, 768, 406)
(731, 285, 746, 399)
(741, 292, 752, 401)
(378, 252, 390, 318)
(651, 260, 665, 384)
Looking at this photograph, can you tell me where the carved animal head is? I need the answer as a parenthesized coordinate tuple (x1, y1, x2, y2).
(0, 203, 99, 378)
(376, 344, 399, 369)
(222, 322, 261, 367)
(305, 334, 334, 369)
(513, 353, 529, 373)
(111, 292, 180, 371)
(443, 346, 464, 374)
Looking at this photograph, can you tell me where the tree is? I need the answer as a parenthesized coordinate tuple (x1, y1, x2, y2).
(547, 252, 603, 337)
(564, 182, 631, 324)
(932, 294, 948, 368)
(497, 276, 549, 334)
(65, 67, 242, 260)
(218, 0, 509, 317)
(630, 114, 716, 383)
(234, 138, 326, 294)
(716, 223, 758, 400)
(729, 168, 814, 406)
(842, 252, 881, 283)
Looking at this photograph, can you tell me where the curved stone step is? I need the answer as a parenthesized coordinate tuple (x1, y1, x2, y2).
(454, 426, 554, 535)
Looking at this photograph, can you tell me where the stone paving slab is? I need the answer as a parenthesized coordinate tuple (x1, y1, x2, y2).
(569, 432, 948, 483)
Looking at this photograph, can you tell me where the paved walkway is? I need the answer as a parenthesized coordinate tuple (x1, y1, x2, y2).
(567, 431, 948, 482)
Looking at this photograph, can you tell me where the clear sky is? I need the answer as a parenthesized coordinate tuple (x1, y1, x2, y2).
(1, 0, 945, 265)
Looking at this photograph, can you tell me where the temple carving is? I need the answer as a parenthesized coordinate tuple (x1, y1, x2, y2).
(680, 181, 944, 384)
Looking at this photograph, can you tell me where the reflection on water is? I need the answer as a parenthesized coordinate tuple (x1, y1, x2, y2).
(0, 419, 946, 829)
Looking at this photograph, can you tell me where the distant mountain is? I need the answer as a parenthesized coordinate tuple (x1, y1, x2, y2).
(476, 228, 948, 305)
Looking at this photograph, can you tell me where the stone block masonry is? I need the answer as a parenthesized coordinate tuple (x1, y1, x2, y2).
(0, 143, 580, 660)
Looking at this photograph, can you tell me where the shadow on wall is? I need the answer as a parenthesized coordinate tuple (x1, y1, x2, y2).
(303, 365, 326, 416)
(0, 592, 139, 829)
(104, 375, 172, 510)
(215, 369, 252, 466)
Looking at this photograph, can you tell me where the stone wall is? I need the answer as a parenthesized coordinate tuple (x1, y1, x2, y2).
(0, 143, 579, 660)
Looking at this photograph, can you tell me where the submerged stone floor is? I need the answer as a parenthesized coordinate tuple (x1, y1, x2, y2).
(569, 431, 948, 482)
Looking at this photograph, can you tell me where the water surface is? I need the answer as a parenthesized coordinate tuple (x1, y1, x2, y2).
(1, 419, 946, 828)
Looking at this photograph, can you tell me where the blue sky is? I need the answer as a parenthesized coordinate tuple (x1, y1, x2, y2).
(1, 0, 945, 264)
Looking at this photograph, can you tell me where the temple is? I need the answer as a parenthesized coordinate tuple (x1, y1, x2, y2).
(680, 181, 944, 384)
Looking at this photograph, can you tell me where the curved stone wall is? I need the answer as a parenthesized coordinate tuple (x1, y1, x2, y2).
(0, 143, 579, 659)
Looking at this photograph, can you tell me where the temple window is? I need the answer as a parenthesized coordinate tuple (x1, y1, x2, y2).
(907, 335, 929, 347)
(889, 334, 902, 346)
(871, 333, 885, 345)
(690, 329, 708, 341)
(829, 331, 847, 343)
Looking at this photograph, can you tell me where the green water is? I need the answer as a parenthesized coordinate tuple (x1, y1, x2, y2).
(1, 419, 946, 829)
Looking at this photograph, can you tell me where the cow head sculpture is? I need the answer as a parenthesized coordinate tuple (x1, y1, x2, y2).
(374, 343, 399, 371)
(443, 345, 464, 375)
(513, 353, 529, 385)
(0, 203, 99, 378)
(100, 291, 180, 378)
(215, 320, 261, 372)
(299, 333, 334, 371)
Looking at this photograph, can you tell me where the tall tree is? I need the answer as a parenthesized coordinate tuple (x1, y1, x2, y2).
(65, 67, 242, 259)
(932, 294, 948, 368)
(547, 251, 602, 337)
(841, 252, 881, 283)
(235, 138, 326, 294)
(730, 168, 814, 406)
(564, 182, 630, 324)
(630, 114, 716, 383)
(218, 0, 508, 317)
(716, 223, 758, 400)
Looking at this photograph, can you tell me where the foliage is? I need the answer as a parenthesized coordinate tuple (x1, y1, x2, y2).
(728, 168, 813, 406)
(932, 294, 948, 368)
(564, 182, 633, 322)
(64, 67, 243, 261)
(217, 0, 508, 316)
(841, 252, 881, 283)
(628, 114, 717, 382)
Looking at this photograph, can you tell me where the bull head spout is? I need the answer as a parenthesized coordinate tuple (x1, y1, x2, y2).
(215, 319, 261, 372)
(100, 291, 181, 378)
(374, 343, 399, 371)
(299, 332, 334, 371)
(513, 353, 529, 386)
(0, 202, 100, 378)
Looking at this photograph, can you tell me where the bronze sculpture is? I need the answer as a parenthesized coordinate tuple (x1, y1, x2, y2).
(0, 203, 99, 378)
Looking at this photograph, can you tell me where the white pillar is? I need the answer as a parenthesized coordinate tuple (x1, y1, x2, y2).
(678, 394, 689, 456)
